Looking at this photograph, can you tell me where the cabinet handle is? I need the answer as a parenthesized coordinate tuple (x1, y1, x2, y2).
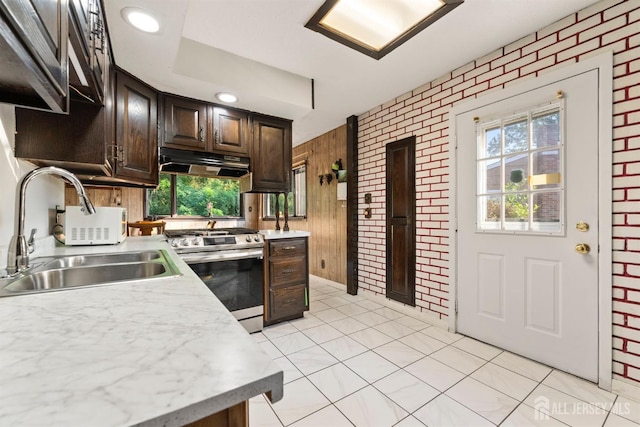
(282, 268, 296, 274)
(118, 146, 125, 167)
(214, 129, 219, 144)
(283, 246, 296, 250)
(199, 126, 204, 141)
(89, 1, 105, 53)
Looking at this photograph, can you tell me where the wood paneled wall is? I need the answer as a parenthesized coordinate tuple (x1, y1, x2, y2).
(65, 186, 145, 221)
(259, 124, 347, 285)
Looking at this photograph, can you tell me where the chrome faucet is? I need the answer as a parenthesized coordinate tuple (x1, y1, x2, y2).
(6, 166, 96, 275)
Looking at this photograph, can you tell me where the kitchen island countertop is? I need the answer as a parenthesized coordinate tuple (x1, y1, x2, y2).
(0, 236, 283, 427)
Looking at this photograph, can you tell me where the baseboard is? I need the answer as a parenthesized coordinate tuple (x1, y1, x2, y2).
(309, 274, 448, 330)
(612, 377, 640, 402)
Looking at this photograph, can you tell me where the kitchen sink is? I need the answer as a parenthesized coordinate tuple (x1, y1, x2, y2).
(35, 250, 162, 269)
(0, 250, 181, 296)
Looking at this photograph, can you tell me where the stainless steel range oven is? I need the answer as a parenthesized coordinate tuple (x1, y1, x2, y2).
(166, 228, 264, 333)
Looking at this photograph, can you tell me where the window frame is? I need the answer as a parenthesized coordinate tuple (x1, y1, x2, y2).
(476, 100, 565, 235)
(262, 162, 307, 219)
(145, 173, 245, 219)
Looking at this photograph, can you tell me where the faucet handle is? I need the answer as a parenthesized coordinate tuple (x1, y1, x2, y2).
(27, 228, 37, 253)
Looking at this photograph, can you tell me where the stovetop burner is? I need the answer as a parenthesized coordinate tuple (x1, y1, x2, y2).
(166, 228, 263, 252)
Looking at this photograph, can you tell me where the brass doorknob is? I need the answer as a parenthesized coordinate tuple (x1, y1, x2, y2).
(575, 243, 590, 254)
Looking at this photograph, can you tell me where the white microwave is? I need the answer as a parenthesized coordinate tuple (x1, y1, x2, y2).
(64, 206, 127, 245)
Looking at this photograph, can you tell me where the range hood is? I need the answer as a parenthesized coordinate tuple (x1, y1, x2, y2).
(159, 147, 250, 178)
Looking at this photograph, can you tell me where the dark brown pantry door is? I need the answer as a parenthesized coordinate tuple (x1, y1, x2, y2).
(386, 136, 416, 306)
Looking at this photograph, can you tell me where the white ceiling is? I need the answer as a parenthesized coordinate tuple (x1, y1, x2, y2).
(104, 0, 599, 146)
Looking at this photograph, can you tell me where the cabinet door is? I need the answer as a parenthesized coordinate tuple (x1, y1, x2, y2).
(269, 256, 307, 288)
(251, 114, 292, 192)
(0, 0, 68, 111)
(163, 96, 209, 151)
(69, 0, 106, 103)
(269, 284, 307, 322)
(212, 106, 249, 156)
(88, 0, 106, 98)
(115, 72, 158, 185)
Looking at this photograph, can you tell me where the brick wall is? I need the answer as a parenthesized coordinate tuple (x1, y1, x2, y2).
(357, 0, 640, 383)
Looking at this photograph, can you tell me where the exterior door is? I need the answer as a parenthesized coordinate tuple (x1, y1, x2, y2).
(455, 70, 599, 381)
(386, 136, 416, 306)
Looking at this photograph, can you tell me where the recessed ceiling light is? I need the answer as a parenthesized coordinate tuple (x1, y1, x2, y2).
(121, 7, 160, 33)
(306, 0, 464, 60)
(216, 92, 238, 103)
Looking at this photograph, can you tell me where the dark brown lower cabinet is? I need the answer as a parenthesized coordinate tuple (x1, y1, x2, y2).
(264, 237, 309, 325)
(184, 400, 248, 427)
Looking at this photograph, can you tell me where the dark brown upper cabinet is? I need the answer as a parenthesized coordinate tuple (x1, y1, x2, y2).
(68, 0, 108, 104)
(212, 106, 249, 156)
(0, 0, 69, 112)
(114, 71, 158, 185)
(15, 69, 158, 187)
(163, 95, 209, 151)
(250, 114, 292, 193)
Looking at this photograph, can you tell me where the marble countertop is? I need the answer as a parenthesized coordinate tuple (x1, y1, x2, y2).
(260, 229, 311, 240)
(0, 236, 283, 427)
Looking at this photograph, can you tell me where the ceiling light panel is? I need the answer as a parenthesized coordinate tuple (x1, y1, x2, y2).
(306, 0, 464, 59)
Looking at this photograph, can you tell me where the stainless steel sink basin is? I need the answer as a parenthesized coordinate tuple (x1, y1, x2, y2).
(36, 250, 162, 269)
(0, 250, 181, 296)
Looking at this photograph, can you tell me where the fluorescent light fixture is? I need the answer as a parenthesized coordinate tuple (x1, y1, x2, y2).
(306, 0, 463, 60)
(121, 7, 160, 33)
(216, 92, 238, 103)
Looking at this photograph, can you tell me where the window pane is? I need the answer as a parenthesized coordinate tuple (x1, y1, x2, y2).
(532, 149, 561, 190)
(148, 174, 171, 216)
(479, 195, 501, 228)
(504, 192, 530, 228)
(504, 154, 528, 192)
(532, 110, 560, 149)
(294, 166, 306, 216)
(479, 159, 500, 193)
(504, 119, 528, 154)
(176, 175, 240, 217)
(532, 191, 562, 233)
(266, 193, 292, 217)
(480, 127, 501, 158)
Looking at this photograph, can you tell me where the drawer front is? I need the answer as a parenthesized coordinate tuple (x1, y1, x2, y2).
(270, 256, 307, 287)
(270, 285, 307, 320)
(269, 239, 306, 258)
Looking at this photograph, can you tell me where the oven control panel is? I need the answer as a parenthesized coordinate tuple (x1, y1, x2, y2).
(169, 233, 264, 250)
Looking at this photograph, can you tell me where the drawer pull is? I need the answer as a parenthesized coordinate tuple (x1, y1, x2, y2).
(283, 246, 297, 250)
(282, 268, 296, 274)
(284, 298, 296, 304)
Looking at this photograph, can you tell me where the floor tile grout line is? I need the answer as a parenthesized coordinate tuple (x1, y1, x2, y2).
(260, 278, 637, 427)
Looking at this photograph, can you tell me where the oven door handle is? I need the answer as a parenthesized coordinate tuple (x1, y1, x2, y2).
(181, 249, 264, 264)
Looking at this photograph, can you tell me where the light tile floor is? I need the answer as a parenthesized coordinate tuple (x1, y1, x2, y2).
(250, 277, 640, 426)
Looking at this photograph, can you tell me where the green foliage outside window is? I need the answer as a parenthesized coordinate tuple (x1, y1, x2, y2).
(486, 182, 540, 221)
(148, 174, 171, 215)
(148, 173, 241, 217)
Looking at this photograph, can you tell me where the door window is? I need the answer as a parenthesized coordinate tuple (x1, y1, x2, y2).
(476, 102, 564, 234)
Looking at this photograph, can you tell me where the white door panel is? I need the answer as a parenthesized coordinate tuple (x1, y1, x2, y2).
(456, 70, 599, 381)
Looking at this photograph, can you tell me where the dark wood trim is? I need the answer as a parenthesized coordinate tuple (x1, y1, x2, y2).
(346, 115, 358, 295)
(385, 136, 416, 306)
